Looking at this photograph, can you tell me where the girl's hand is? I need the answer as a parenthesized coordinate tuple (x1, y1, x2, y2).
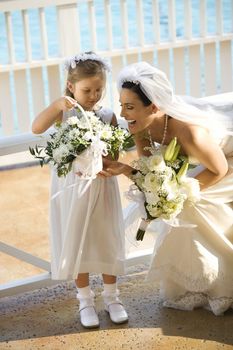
(60, 96, 78, 111)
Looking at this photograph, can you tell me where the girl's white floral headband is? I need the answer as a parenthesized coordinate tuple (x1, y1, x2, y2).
(64, 52, 111, 72)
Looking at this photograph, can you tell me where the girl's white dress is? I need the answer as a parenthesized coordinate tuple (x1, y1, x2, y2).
(50, 107, 125, 280)
(147, 103, 233, 316)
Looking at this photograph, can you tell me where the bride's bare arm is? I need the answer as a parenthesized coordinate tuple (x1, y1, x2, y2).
(182, 127, 228, 190)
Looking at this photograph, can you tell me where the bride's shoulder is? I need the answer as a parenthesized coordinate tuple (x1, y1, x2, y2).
(178, 122, 209, 145)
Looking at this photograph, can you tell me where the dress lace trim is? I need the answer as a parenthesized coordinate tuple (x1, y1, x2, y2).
(148, 264, 233, 315)
(163, 292, 233, 316)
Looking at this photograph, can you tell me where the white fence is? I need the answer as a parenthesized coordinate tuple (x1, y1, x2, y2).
(0, 0, 233, 297)
(0, 0, 232, 143)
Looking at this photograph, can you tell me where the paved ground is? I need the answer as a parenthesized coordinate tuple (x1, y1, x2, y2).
(0, 153, 233, 350)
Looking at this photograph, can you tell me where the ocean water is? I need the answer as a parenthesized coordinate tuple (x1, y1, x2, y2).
(0, 0, 232, 136)
(0, 0, 232, 64)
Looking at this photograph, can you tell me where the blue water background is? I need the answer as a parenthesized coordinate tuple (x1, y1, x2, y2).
(0, 0, 232, 64)
(0, 0, 232, 135)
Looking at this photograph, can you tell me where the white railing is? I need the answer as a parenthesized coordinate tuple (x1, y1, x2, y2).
(0, 0, 233, 297)
(0, 0, 232, 143)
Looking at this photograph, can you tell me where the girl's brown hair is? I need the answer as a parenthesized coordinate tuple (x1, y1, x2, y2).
(65, 52, 106, 97)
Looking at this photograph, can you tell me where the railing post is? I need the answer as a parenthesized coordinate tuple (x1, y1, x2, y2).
(57, 2, 80, 56)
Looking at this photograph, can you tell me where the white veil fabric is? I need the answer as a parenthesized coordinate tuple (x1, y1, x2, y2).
(117, 62, 233, 138)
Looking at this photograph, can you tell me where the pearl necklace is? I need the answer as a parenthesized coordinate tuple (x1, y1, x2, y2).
(160, 114, 168, 146)
(148, 114, 168, 149)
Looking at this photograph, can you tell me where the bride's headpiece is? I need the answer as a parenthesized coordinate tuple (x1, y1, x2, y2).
(117, 61, 233, 136)
(64, 52, 111, 72)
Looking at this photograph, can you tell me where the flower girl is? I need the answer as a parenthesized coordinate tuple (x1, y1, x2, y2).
(32, 52, 128, 328)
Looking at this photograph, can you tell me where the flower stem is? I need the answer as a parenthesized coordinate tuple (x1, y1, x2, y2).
(136, 228, 146, 241)
(136, 219, 150, 241)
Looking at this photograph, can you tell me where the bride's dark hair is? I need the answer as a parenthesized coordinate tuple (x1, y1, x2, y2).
(122, 81, 151, 106)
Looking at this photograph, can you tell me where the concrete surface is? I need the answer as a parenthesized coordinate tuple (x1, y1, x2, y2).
(0, 152, 233, 350)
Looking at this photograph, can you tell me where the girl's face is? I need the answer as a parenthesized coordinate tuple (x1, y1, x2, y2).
(67, 75, 105, 110)
(120, 88, 157, 134)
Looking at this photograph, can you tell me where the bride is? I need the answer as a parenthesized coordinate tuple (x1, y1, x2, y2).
(100, 61, 233, 316)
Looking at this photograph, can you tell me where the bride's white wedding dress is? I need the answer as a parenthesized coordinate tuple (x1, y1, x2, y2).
(117, 60, 233, 315)
(126, 99, 233, 316)
(148, 112, 233, 316)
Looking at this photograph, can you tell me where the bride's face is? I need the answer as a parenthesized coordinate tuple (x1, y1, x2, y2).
(119, 88, 156, 134)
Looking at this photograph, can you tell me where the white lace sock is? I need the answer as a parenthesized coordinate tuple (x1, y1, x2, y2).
(102, 283, 120, 302)
(76, 285, 95, 310)
(103, 283, 118, 295)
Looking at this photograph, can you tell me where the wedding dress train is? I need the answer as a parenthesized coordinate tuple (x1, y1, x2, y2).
(147, 129, 233, 316)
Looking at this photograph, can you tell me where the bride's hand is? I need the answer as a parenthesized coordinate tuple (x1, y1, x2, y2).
(98, 158, 133, 178)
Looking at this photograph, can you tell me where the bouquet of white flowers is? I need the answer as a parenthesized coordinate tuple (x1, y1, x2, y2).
(127, 137, 200, 240)
(30, 104, 132, 178)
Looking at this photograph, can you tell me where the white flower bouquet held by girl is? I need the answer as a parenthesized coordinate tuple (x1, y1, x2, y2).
(126, 137, 200, 241)
(30, 103, 132, 178)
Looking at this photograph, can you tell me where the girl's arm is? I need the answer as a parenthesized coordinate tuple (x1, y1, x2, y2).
(183, 127, 228, 190)
(32, 96, 77, 134)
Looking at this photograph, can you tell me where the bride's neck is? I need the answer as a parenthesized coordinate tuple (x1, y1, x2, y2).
(149, 114, 168, 144)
